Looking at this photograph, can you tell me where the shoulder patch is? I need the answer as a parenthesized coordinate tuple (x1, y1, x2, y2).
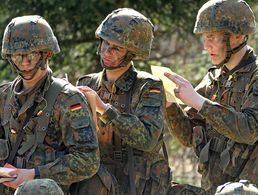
(149, 87, 161, 93)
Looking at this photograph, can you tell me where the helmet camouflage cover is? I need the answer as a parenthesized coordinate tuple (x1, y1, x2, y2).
(1, 15, 60, 59)
(95, 8, 154, 60)
(215, 180, 258, 195)
(194, 0, 257, 35)
(14, 179, 64, 195)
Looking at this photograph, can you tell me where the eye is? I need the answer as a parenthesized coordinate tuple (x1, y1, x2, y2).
(112, 47, 120, 51)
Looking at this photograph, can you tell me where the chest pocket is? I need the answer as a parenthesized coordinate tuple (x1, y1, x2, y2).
(229, 76, 249, 111)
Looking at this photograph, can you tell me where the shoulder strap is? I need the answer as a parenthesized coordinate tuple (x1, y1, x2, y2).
(78, 72, 102, 91)
(25, 78, 68, 161)
(6, 102, 38, 164)
(2, 82, 15, 140)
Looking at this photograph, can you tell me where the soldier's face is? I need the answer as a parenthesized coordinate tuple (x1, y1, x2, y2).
(11, 51, 42, 80)
(201, 31, 226, 65)
(100, 40, 128, 68)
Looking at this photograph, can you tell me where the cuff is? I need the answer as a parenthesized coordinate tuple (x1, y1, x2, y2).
(34, 166, 40, 179)
(198, 99, 218, 116)
(99, 104, 119, 124)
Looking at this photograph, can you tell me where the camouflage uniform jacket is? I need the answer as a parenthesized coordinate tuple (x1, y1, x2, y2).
(77, 65, 170, 194)
(166, 47, 258, 194)
(0, 70, 100, 193)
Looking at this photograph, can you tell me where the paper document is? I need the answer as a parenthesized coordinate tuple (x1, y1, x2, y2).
(151, 65, 183, 104)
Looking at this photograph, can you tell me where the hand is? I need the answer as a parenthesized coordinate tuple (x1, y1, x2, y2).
(77, 86, 108, 115)
(164, 72, 205, 111)
(3, 168, 35, 189)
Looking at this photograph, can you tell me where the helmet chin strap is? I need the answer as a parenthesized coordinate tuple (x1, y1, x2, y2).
(215, 32, 248, 67)
(7, 52, 49, 80)
(100, 52, 135, 70)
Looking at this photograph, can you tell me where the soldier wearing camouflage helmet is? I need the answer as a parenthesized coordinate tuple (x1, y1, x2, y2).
(73, 8, 171, 195)
(14, 179, 64, 195)
(215, 180, 258, 195)
(165, 0, 257, 194)
(0, 15, 99, 194)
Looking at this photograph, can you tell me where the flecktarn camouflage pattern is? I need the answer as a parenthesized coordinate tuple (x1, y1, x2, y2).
(167, 182, 206, 195)
(194, 0, 256, 35)
(0, 15, 100, 194)
(95, 8, 154, 60)
(77, 66, 170, 194)
(1, 15, 60, 58)
(0, 71, 100, 194)
(14, 179, 64, 195)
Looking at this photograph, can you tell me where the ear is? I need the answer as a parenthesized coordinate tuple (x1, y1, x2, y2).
(46, 51, 53, 59)
(235, 34, 246, 43)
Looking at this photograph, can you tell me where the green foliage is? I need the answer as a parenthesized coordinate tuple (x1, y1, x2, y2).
(0, 0, 209, 84)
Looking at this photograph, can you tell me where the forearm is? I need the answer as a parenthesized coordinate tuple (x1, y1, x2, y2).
(166, 103, 193, 147)
(37, 149, 99, 185)
(100, 105, 162, 151)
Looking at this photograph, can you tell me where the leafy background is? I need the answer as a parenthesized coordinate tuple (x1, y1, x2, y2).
(0, 0, 257, 186)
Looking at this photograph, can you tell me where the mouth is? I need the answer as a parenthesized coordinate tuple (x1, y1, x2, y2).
(209, 53, 217, 59)
(102, 58, 112, 65)
(20, 70, 34, 80)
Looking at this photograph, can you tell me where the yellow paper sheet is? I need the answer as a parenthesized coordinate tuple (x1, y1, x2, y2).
(151, 65, 183, 104)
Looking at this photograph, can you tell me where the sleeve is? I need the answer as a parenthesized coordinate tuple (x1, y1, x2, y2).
(37, 89, 100, 186)
(165, 73, 211, 147)
(166, 103, 193, 147)
(99, 80, 165, 152)
(198, 76, 258, 145)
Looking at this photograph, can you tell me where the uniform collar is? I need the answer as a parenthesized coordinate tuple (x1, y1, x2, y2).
(101, 65, 137, 92)
(10, 69, 53, 117)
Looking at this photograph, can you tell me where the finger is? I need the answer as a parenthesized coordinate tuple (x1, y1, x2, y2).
(173, 88, 180, 98)
(9, 169, 18, 177)
(4, 163, 16, 169)
(164, 72, 184, 85)
(174, 88, 180, 94)
(77, 87, 93, 93)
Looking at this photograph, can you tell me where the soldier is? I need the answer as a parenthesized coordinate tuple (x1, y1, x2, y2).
(165, 0, 257, 194)
(15, 179, 64, 195)
(0, 15, 100, 194)
(74, 8, 171, 195)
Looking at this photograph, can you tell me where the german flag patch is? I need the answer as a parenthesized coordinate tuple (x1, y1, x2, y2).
(70, 103, 82, 111)
(149, 87, 161, 93)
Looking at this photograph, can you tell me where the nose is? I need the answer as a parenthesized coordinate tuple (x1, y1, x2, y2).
(203, 39, 212, 51)
(19, 55, 32, 70)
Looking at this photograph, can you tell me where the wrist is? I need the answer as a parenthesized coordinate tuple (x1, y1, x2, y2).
(99, 103, 110, 115)
(195, 95, 205, 111)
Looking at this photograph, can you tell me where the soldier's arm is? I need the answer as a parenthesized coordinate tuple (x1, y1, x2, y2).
(165, 73, 210, 147)
(198, 76, 258, 144)
(166, 103, 193, 147)
(100, 80, 165, 151)
(37, 88, 99, 186)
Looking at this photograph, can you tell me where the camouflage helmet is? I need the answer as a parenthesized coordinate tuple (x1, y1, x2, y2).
(166, 182, 206, 195)
(215, 180, 258, 195)
(14, 179, 64, 195)
(194, 0, 257, 35)
(95, 8, 154, 60)
(1, 15, 60, 59)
